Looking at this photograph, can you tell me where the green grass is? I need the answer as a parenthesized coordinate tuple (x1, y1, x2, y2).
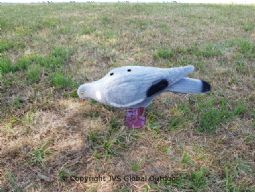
(234, 58, 246, 74)
(101, 16, 112, 25)
(131, 162, 141, 172)
(49, 47, 72, 68)
(153, 48, 174, 60)
(147, 112, 161, 132)
(176, 43, 223, 58)
(167, 116, 184, 130)
(81, 26, 96, 35)
(58, 169, 73, 181)
(51, 72, 74, 89)
(195, 98, 247, 133)
(14, 47, 71, 72)
(26, 64, 42, 83)
(243, 23, 254, 32)
(87, 117, 139, 159)
(197, 44, 223, 57)
(190, 167, 208, 191)
(227, 38, 255, 59)
(1, 3, 255, 192)
(0, 40, 14, 53)
(0, 56, 15, 74)
(42, 17, 61, 28)
(181, 152, 194, 166)
(12, 96, 24, 109)
(30, 143, 51, 166)
(154, 167, 208, 191)
(238, 40, 255, 58)
(223, 160, 255, 191)
(16, 54, 41, 71)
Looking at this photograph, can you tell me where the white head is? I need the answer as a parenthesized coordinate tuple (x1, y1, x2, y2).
(77, 83, 90, 99)
(77, 82, 103, 102)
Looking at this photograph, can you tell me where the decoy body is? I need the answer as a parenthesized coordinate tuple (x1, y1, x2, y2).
(77, 65, 211, 128)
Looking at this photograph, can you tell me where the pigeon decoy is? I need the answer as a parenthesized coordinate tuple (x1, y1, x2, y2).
(77, 65, 211, 128)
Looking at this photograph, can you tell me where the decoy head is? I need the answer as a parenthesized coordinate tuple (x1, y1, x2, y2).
(77, 83, 90, 99)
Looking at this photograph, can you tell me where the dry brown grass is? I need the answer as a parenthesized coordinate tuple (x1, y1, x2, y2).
(0, 3, 255, 191)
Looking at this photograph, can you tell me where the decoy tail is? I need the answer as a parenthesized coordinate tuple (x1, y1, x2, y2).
(167, 77, 211, 94)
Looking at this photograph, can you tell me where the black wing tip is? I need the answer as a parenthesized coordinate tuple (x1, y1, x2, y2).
(201, 80, 211, 93)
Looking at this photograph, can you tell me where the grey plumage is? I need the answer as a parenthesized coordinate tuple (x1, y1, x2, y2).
(77, 65, 211, 108)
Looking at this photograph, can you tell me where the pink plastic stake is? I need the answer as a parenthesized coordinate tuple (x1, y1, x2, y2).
(124, 107, 146, 128)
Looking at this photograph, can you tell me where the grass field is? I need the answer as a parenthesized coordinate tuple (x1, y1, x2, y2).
(0, 2, 255, 191)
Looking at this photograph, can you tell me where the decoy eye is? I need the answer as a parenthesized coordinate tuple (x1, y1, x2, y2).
(110, 72, 114, 76)
(127, 69, 131, 72)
